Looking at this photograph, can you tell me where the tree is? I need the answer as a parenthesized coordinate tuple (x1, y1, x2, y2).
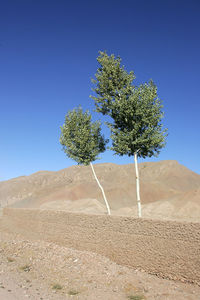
(91, 51, 135, 115)
(60, 106, 111, 215)
(91, 51, 168, 217)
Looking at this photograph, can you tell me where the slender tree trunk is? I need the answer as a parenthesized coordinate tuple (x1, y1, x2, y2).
(134, 152, 142, 218)
(90, 162, 111, 215)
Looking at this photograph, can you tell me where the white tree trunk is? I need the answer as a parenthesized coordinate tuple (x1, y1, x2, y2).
(90, 162, 111, 215)
(134, 152, 142, 218)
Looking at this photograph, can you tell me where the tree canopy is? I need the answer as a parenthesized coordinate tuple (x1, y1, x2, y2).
(91, 51, 168, 159)
(60, 107, 108, 165)
(91, 51, 135, 115)
(108, 80, 167, 158)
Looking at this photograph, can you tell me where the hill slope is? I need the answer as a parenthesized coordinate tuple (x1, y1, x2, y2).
(1, 160, 200, 221)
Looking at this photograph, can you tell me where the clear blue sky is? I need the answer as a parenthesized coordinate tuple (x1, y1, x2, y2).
(0, 0, 200, 181)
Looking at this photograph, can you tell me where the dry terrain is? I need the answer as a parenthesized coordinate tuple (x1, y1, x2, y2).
(1, 229, 200, 300)
(1, 160, 200, 221)
(1, 160, 200, 299)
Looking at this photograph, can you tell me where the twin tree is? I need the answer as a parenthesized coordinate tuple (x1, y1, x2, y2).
(60, 51, 167, 217)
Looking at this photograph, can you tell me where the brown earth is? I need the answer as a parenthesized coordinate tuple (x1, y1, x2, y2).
(1, 160, 200, 221)
(1, 229, 200, 300)
(1, 160, 200, 299)
(2, 208, 200, 285)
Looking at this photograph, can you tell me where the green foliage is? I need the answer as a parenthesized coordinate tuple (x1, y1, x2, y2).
(127, 295, 145, 300)
(91, 52, 167, 158)
(52, 283, 63, 290)
(108, 80, 167, 158)
(60, 107, 108, 165)
(91, 51, 135, 115)
(68, 290, 79, 295)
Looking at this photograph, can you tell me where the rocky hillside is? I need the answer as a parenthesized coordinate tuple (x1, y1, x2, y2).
(1, 161, 200, 218)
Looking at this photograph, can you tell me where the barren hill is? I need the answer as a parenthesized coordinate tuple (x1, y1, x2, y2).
(0, 160, 200, 221)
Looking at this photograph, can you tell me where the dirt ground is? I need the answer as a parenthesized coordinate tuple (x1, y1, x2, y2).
(1, 229, 200, 300)
(1, 161, 200, 299)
